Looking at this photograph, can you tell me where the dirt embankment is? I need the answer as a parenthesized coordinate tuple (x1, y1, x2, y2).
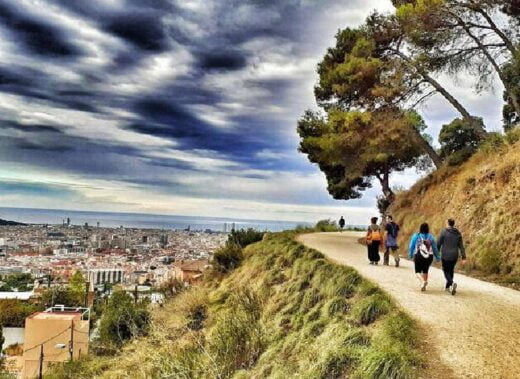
(389, 139, 520, 288)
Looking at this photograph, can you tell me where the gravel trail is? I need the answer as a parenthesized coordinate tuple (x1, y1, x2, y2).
(297, 232, 520, 379)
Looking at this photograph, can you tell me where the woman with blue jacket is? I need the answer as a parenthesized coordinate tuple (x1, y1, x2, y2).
(408, 223, 440, 291)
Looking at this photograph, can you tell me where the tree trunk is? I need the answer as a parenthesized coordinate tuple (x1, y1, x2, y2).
(409, 127, 443, 168)
(474, 7, 517, 55)
(378, 169, 395, 203)
(457, 18, 520, 118)
(393, 50, 488, 138)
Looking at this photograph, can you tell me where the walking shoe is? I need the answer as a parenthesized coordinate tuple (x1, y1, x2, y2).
(395, 258, 400, 267)
(421, 281, 427, 292)
(451, 283, 457, 295)
(445, 286, 451, 293)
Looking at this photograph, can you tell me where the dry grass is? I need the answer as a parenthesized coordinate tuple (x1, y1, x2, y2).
(390, 136, 520, 288)
(46, 232, 424, 379)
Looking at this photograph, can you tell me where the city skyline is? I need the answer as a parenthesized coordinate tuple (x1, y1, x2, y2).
(0, 0, 505, 224)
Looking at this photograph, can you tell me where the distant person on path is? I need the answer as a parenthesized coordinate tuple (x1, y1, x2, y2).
(438, 218, 466, 295)
(384, 215, 400, 267)
(366, 217, 382, 265)
(408, 223, 440, 291)
(339, 216, 345, 232)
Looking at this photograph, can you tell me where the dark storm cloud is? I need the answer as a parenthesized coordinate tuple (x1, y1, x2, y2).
(1, 120, 63, 134)
(0, 0, 389, 213)
(105, 13, 169, 52)
(16, 141, 74, 152)
(0, 2, 81, 57)
(198, 51, 248, 71)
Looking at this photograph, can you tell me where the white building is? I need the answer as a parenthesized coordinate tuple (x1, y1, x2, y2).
(87, 269, 124, 285)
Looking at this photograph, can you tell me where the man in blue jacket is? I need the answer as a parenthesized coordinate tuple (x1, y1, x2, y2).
(438, 219, 466, 295)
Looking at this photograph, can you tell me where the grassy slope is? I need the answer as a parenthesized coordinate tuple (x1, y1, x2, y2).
(390, 137, 520, 287)
(47, 232, 423, 379)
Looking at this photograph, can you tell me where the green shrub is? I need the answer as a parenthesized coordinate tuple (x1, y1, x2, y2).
(213, 243, 244, 272)
(228, 228, 265, 248)
(479, 248, 503, 275)
(439, 118, 482, 165)
(446, 147, 475, 166)
(505, 127, 520, 144)
(96, 291, 150, 349)
(479, 132, 505, 154)
(315, 219, 340, 232)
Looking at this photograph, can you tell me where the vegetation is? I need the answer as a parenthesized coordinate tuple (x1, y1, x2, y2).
(439, 118, 483, 165)
(0, 327, 4, 354)
(297, 0, 519, 212)
(0, 299, 43, 327)
(213, 228, 265, 272)
(0, 273, 34, 292)
(390, 134, 520, 287)
(46, 232, 424, 379)
(95, 291, 151, 352)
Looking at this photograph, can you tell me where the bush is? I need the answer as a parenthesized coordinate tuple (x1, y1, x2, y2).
(96, 291, 150, 349)
(479, 132, 505, 154)
(0, 300, 43, 327)
(0, 273, 33, 292)
(505, 127, 520, 144)
(228, 228, 265, 248)
(315, 219, 339, 232)
(213, 243, 244, 272)
(439, 118, 482, 165)
(446, 147, 475, 166)
(479, 248, 502, 275)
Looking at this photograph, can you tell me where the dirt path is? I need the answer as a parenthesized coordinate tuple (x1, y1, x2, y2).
(297, 232, 520, 379)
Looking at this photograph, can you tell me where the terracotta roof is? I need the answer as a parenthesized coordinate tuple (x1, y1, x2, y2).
(180, 259, 209, 272)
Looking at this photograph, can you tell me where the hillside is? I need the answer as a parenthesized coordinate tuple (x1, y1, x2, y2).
(47, 232, 425, 379)
(0, 219, 26, 226)
(390, 134, 520, 288)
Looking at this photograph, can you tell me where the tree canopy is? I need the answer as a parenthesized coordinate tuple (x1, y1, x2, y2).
(298, 0, 519, 211)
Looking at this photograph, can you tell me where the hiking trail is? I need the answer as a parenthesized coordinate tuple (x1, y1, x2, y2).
(297, 232, 520, 379)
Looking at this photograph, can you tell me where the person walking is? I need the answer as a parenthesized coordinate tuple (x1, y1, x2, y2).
(366, 217, 382, 265)
(338, 216, 345, 232)
(438, 219, 466, 295)
(408, 223, 440, 291)
(384, 215, 400, 267)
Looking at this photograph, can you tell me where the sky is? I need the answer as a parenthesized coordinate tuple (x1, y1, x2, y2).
(0, 0, 506, 224)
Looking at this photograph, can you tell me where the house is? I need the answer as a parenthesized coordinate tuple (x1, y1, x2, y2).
(22, 306, 90, 379)
(174, 259, 210, 284)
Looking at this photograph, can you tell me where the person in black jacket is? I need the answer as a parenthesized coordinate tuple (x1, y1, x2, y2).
(339, 216, 345, 232)
(438, 219, 466, 295)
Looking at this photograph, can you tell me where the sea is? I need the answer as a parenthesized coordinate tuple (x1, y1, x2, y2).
(0, 207, 311, 232)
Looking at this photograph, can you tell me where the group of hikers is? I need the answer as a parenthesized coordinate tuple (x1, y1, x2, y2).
(338, 215, 466, 295)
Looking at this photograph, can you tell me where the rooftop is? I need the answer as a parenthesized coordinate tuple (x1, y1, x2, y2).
(29, 311, 81, 321)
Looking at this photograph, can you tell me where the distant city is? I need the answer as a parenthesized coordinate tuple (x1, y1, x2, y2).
(0, 207, 310, 232)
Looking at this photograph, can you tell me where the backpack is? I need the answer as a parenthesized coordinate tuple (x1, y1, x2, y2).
(416, 235, 432, 258)
(369, 228, 382, 242)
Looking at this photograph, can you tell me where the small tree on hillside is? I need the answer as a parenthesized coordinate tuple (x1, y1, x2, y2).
(97, 291, 150, 350)
(439, 118, 483, 165)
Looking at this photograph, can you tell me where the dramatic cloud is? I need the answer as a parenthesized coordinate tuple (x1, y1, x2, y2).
(0, 0, 504, 223)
